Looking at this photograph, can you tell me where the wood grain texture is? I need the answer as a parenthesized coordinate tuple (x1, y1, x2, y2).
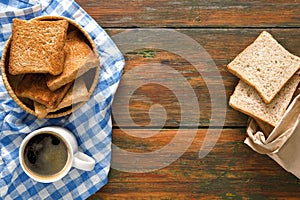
(108, 29, 300, 128)
(76, 0, 300, 28)
(76, 0, 300, 199)
(89, 129, 300, 199)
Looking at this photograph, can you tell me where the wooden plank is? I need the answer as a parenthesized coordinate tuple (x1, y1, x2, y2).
(89, 129, 300, 199)
(108, 28, 300, 128)
(76, 0, 300, 28)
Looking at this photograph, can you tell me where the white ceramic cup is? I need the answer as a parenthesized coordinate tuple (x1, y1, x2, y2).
(19, 126, 95, 183)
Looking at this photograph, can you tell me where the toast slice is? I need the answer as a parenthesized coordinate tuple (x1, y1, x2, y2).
(15, 74, 72, 109)
(47, 30, 99, 91)
(9, 18, 68, 75)
(227, 31, 300, 104)
(229, 75, 300, 127)
(34, 78, 89, 118)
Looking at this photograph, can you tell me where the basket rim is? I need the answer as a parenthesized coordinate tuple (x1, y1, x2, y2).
(1, 15, 100, 118)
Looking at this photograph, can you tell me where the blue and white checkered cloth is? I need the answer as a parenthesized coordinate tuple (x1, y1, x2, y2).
(0, 0, 125, 199)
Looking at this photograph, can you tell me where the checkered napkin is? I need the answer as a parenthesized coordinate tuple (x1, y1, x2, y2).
(0, 0, 124, 199)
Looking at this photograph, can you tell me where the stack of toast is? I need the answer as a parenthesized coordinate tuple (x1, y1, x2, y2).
(7, 18, 100, 119)
(228, 31, 300, 136)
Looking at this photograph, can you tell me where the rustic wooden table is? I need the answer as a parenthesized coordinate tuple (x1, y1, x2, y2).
(77, 0, 300, 199)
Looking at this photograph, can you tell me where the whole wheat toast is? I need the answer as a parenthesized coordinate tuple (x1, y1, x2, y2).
(229, 75, 300, 127)
(34, 78, 89, 118)
(47, 30, 99, 91)
(9, 18, 68, 75)
(227, 31, 300, 104)
(15, 74, 72, 109)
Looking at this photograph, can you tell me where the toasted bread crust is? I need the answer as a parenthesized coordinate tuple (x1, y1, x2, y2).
(34, 78, 89, 119)
(47, 30, 99, 91)
(9, 18, 68, 75)
(2, 16, 100, 119)
(15, 74, 73, 109)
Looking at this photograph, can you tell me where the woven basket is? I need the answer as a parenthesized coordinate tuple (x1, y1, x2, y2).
(1, 15, 100, 118)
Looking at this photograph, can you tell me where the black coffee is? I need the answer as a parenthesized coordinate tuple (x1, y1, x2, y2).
(24, 133, 68, 175)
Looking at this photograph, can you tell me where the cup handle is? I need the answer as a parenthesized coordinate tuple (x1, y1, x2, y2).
(72, 152, 95, 171)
